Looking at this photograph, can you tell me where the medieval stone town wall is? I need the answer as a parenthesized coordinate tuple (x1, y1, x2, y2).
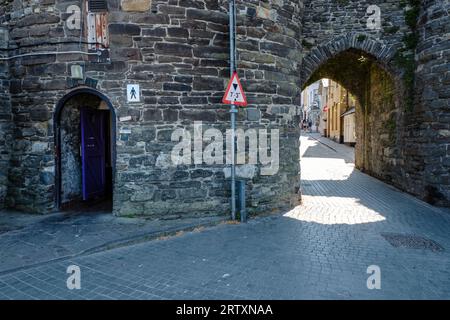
(0, 0, 12, 209)
(1, 0, 304, 215)
(0, 0, 448, 214)
(406, 0, 450, 206)
(301, 0, 408, 192)
(300, 0, 450, 206)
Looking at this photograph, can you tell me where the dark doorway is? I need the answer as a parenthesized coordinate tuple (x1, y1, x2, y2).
(81, 106, 113, 203)
(54, 89, 116, 213)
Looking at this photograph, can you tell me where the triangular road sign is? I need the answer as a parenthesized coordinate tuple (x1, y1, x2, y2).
(222, 72, 248, 106)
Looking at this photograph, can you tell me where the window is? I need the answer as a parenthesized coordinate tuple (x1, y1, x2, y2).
(88, 0, 108, 12)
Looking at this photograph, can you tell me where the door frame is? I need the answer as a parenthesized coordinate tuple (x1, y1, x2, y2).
(54, 87, 117, 210)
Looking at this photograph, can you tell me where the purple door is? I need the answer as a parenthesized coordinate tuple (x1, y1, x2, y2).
(81, 107, 106, 201)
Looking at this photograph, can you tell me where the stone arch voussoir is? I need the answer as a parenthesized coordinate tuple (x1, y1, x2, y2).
(301, 33, 399, 86)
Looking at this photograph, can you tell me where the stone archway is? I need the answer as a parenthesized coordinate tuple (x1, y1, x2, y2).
(54, 87, 117, 211)
(300, 34, 406, 189)
(301, 33, 401, 87)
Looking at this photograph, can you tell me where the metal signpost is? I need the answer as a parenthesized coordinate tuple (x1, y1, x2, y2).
(223, 1, 247, 221)
(229, 0, 237, 221)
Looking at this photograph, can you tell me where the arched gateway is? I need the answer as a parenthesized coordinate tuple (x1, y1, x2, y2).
(300, 34, 405, 187)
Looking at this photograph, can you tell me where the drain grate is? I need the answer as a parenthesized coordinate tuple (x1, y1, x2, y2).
(381, 233, 444, 252)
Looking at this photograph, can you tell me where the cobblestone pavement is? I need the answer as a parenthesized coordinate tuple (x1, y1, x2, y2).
(1, 133, 450, 300)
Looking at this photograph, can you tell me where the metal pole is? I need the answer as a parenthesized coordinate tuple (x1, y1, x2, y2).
(229, 0, 237, 221)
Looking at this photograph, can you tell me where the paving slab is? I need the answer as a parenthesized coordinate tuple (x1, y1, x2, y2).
(0, 209, 225, 274)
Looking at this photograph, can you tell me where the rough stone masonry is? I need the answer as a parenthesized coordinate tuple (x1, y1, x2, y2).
(0, 0, 448, 217)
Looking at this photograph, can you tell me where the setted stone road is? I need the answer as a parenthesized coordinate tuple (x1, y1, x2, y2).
(1, 133, 450, 300)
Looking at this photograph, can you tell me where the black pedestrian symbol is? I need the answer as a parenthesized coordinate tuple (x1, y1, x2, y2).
(232, 83, 239, 101)
(130, 87, 137, 100)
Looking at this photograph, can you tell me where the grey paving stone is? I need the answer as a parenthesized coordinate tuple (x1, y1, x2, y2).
(1, 133, 450, 299)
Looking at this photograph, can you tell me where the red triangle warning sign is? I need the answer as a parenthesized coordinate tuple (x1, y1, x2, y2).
(222, 72, 248, 107)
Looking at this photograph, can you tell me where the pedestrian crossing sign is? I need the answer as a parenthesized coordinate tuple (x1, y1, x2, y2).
(127, 84, 140, 103)
(222, 72, 248, 107)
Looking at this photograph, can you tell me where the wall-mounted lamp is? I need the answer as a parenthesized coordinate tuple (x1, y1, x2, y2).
(70, 64, 83, 80)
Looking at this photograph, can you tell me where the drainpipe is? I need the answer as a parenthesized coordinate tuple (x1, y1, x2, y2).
(229, 0, 237, 221)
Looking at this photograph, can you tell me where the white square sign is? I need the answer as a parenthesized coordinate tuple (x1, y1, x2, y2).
(127, 84, 140, 102)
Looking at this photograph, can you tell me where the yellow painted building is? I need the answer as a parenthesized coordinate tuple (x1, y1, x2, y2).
(323, 80, 357, 143)
(304, 79, 358, 142)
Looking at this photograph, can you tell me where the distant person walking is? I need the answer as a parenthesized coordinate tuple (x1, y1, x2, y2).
(308, 120, 312, 133)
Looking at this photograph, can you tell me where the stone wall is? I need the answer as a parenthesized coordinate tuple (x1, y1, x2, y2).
(109, 0, 304, 216)
(60, 102, 82, 205)
(300, 0, 450, 206)
(1, 0, 448, 214)
(0, 2, 12, 209)
(301, 0, 408, 63)
(3, 0, 303, 216)
(2, 0, 62, 211)
(407, 0, 450, 206)
(363, 63, 401, 185)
